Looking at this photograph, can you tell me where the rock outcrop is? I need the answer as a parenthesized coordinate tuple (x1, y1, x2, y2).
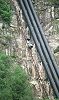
(11, 0, 55, 99)
(0, 0, 59, 99)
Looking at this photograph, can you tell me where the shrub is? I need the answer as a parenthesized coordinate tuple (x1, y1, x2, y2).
(0, 0, 11, 25)
(0, 53, 34, 100)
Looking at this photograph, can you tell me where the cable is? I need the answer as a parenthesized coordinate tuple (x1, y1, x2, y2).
(22, 0, 59, 91)
(17, 0, 59, 97)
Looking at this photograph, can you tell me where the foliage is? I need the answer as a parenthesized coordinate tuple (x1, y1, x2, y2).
(0, 53, 13, 100)
(0, 53, 34, 100)
(54, 46, 59, 53)
(42, 99, 59, 100)
(0, 0, 11, 25)
(48, 0, 59, 5)
(11, 68, 34, 100)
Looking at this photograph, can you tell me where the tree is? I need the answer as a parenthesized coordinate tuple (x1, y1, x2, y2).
(0, 0, 11, 25)
(0, 53, 34, 100)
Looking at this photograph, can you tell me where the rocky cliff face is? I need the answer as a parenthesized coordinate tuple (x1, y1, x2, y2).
(0, 0, 59, 99)
(11, 0, 54, 99)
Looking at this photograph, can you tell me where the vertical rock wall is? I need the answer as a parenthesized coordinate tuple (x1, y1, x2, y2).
(10, 0, 54, 99)
(0, 0, 55, 99)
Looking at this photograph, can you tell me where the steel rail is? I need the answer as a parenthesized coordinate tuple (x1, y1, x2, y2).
(27, 0, 59, 78)
(22, 0, 59, 91)
(17, 0, 59, 97)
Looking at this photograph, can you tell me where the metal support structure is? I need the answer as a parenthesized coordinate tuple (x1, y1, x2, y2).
(17, 0, 59, 98)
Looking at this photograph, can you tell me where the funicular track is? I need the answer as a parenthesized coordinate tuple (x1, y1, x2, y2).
(17, 0, 59, 97)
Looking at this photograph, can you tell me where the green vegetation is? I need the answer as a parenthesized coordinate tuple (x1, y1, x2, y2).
(0, 0, 11, 25)
(37, 98, 59, 100)
(0, 53, 34, 100)
(54, 46, 59, 53)
(52, 19, 59, 25)
(48, 0, 59, 5)
(52, 19, 59, 34)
